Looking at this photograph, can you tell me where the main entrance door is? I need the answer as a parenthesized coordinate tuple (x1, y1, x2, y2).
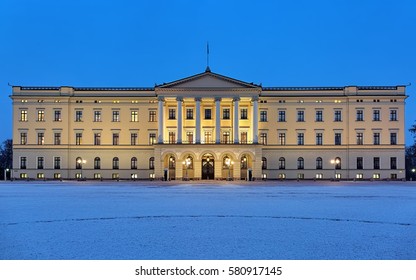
(201, 154, 215, 180)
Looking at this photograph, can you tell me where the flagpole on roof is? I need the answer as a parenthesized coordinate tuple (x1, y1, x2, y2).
(206, 41, 211, 72)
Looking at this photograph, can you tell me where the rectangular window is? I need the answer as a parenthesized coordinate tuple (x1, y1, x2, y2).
(54, 133, 61, 145)
(390, 109, 397, 121)
(131, 133, 138, 145)
(186, 131, 193, 143)
(20, 157, 27, 169)
(316, 110, 323, 122)
(204, 109, 212, 120)
(373, 173, 380, 179)
(260, 133, 267, 145)
(20, 132, 27, 145)
(54, 110, 62, 121)
(37, 173, 45, 179)
(131, 110, 138, 122)
(149, 111, 157, 122)
(75, 110, 83, 122)
(278, 133, 286, 145)
(37, 133, 44, 145)
(373, 133, 380, 145)
(20, 110, 28, 122)
(357, 157, 363, 169)
(334, 110, 342, 122)
(37, 110, 45, 121)
(335, 133, 342, 145)
(94, 133, 101, 145)
(297, 133, 304, 145)
(356, 110, 364, 121)
(316, 133, 323, 145)
(356, 133, 363, 145)
(169, 132, 176, 144)
(112, 133, 119, 145)
(390, 133, 397, 145)
(278, 110, 286, 122)
(374, 157, 380, 170)
(240, 132, 248, 144)
(240, 108, 248, 120)
(356, 173, 363, 179)
(75, 133, 82, 145)
(149, 133, 156, 145)
(222, 131, 230, 144)
(168, 109, 176, 120)
(204, 131, 212, 143)
(54, 173, 61, 179)
(390, 157, 397, 170)
(297, 111, 304, 122)
(186, 108, 194, 120)
(260, 110, 267, 122)
(20, 173, 28, 179)
(373, 109, 380, 121)
(54, 157, 61, 169)
(37, 157, 44, 169)
(94, 111, 102, 122)
(223, 108, 230, 120)
(112, 111, 120, 122)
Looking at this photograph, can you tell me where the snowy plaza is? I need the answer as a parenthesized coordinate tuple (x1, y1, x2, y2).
(0, 181, 415, 260)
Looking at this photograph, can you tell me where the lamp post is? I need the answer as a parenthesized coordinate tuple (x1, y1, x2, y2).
(77, 159, 87, 180)
(225, 157, 234, 181)
(330, 158, 340, 181)
(4, 168, 9, 181)
(412, 169, 416, 181)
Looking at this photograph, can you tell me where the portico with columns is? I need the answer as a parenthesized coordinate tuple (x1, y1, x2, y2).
(154, 69, 262, 180)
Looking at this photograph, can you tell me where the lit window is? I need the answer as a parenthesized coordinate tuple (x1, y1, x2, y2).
(131, 110, 138, 122)
(20, 110, 28, 122)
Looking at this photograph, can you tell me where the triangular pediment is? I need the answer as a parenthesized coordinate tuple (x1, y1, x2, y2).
(157, 71, 260, 89)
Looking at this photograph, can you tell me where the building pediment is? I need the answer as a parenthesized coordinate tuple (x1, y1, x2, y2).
(156, 70, 261, 89)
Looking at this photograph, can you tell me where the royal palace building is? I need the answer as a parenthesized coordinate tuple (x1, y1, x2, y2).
(11, 68, 407, 180)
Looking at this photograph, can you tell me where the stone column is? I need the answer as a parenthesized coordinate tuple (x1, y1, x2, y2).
(176, 97, 183, 144)
(157, 97, 164, 144)
(215, 97, 221, 144)
(195, 97, 201, 144)
(233, 97, 240, 144)
(252, 97, 259, 144)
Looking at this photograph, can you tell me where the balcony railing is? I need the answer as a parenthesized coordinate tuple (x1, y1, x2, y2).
(161, 140, 255, 145)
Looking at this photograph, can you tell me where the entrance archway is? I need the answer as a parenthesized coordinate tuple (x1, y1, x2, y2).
(201, 153, 215, 180)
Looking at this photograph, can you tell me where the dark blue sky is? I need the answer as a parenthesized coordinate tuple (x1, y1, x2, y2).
(1, 0, 415, 144)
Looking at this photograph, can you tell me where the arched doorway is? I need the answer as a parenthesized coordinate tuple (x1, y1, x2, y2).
(167, 155, 176, 180)
(201, 153, 215, 180)
(240, 154, 249, 180)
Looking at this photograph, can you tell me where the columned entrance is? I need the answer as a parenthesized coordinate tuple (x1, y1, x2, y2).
(201, 154, 215, 180)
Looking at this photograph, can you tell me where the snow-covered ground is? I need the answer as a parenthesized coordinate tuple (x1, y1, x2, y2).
(0, 181, 415, 260)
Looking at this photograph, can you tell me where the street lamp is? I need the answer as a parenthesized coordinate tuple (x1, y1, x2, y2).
(77, 159, 87, 180)
(4, 168, 9, 181)
(412, 169, 416, 181)
(225, 157, 234, 181)
(330, 158, 340, 181)
(183, 157, 191, 180)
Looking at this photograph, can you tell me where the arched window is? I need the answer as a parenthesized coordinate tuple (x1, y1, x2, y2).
(112, 157, 119, 169)
(279, 157, 285, 169)
(184, 156, 193, 169)
(94, 157, 101, 169)
(149, 157, 155, 170)
(316, 157, 323, 170)
(262, 157, 267, 170)
(76, 157, 82, 169)
(131, 157, 137, 169)
(223, 156, 232, 168)
(297, 157, 304, 169)
(241, 155, 248, 169)
(169, 156, 175, 169)
(335, 157, 341, 169)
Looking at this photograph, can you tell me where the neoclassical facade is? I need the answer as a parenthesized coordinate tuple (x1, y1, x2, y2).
(11, 69, 407, 180)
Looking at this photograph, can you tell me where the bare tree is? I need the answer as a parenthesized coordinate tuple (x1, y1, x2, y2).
(0, 139, 12, 180)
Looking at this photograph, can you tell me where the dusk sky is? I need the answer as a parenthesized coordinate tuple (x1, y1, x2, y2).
(1, 0, 415, 144)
